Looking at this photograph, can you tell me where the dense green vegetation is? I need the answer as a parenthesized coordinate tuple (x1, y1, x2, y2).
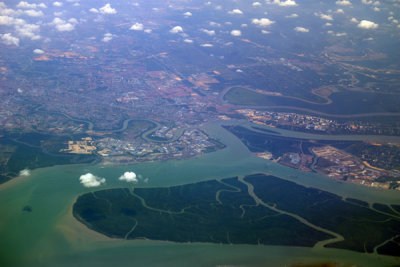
(246, 174, 400, 254)
(73, 174, 400, 256)
(224, 125, 359, 159)
(345, 198, 369, 207)
(392, 205, 400, 214)
(372, 203, 399, 216)
(223, 125, 308, 157)
(377, 236, 400, 256)
(0, 134, 98, 184)
(224, 87, 400, 115)
(251, 126, 281, 135)
(115, 119, 157, 141)
(74, 177, 331, 246)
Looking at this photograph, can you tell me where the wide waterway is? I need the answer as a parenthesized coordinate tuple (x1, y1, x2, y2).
(1, 120, 400, 266)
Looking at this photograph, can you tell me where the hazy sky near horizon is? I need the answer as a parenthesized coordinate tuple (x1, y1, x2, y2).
(1, 0, 399, 52)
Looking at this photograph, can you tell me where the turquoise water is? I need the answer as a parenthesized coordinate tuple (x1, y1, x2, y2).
(1, 121, 400, 266)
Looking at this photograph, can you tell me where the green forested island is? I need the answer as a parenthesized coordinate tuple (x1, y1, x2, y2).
(73, 174, 400, 257)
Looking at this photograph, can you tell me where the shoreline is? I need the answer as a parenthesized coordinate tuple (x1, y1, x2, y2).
(55, 197, 116, 244)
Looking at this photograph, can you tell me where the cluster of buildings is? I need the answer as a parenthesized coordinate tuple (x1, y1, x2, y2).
(236, 109, 393, 135)
(312, 146, 400, 190)
(60, 128, 221, 164)
(278, 152, 313, 172)
(59, 137, 96, 154)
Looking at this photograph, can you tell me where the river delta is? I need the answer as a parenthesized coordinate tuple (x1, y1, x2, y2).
(1, 121, 400, 267)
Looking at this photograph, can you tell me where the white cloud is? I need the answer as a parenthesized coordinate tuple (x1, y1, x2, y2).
(228, 9, 243, 15)
(52, 17, 76, 31)
(0, 33, 20, 46)
(68, 18, 78, 24)
(170, 25, 183, 33)
(102, 32, 113, 42)
(33, 48, 44, 54)
(201, 29, 215, 36)
(373, 7, 380, 11)
(261, 30, 270, 34)
(357, 19, 378, 29)
(230, 29, 241, 36)
(183, 11, 192, 17)
(350, 17, 358, 23)
(209, 21, 221, 27)
(252, 18, 275, 27)
(325, 22, 332, 26)
(271, 0, 297, 6)
(285, 13, 298, 18)
(16, 1, 35, 9)
(362, 0, 380, 6)
(130, 22, 144, 31)
(89, 8, 99, 13)
(200, 43, 213, 47)
(19, 169, 30, 176)
(184, 39, 193, 43)
(99, 3, 116, 14)
(315, 13, 333, 21)
(79, 173, 106, 187)
(144, 29, 152, 33)
(328, 31, 347, 36)
(294, 26, 309, 32)
(335, 8, 344, 14)
(53, 1, 63, 7)
(336, 0, 351, 5)
(16, 23, 41, 40)
(0, 7, 21, 16)
(24, 9, 43, 17)
(119, 172, 138, 183)
(0, 15, 25, 26)
(252, 2, 262, 7)
(361, 0, 373, 4)
(56, 23, 73, 31)
(16, 1, 46, 9)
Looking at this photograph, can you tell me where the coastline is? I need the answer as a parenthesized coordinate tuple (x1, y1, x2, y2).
(56, 199, 116, 244)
